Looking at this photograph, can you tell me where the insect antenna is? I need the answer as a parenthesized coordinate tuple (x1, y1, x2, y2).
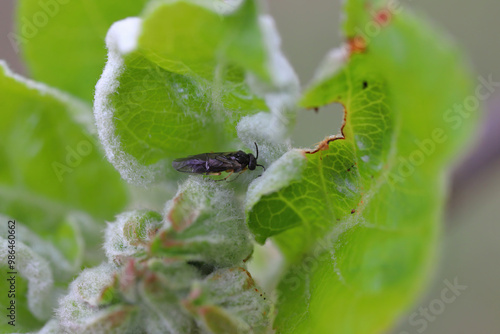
(254, 142, 266, 171)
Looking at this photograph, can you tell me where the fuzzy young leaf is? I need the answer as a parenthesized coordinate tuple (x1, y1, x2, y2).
(150, 178, 253, 267)
(104, 210, 163, 265)
(56, 263, 122, 332)
(16, 0, 148, 101)
(183, 268, 272, 334)
(94, 0, 298, 185)
(138, 261, 198, 334)
(246, 0, 478, 333)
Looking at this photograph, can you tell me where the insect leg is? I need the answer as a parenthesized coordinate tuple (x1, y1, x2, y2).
(214, 169, 235, 182)
(223, 170, 235, 181)
(229, 167, 249, 182)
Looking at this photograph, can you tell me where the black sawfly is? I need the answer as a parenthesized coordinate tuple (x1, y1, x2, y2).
(172, 142, 265, 180)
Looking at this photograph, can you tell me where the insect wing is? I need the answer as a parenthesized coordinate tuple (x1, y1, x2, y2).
(172, 156, 206, 173)
(172, 153, 238, 174)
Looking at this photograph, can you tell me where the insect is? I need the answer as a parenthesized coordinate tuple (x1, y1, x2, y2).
(172, 142, 265, 180)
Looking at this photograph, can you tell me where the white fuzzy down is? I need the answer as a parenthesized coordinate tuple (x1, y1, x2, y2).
(94, 18, 162, 186)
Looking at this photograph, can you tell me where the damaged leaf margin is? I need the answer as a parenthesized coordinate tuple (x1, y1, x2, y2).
(245, 0, 478, 333)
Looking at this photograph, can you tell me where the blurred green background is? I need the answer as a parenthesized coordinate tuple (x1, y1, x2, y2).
(1, 0, 499, 333)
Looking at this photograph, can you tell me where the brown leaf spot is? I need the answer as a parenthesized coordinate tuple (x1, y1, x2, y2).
(374, 8, 392, 26)
(348, 36, 367, 55)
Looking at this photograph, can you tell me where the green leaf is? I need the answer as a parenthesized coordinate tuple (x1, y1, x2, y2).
(94, 0, 298, 185)
(15, 0, 148, 101)
(0, 62, 127, 254)
(246, 1, 478, 333)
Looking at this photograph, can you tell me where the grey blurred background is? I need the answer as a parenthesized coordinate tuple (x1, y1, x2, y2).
(1, 0, 499, 333)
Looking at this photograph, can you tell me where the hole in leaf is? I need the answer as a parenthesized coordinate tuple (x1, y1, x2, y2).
(292, 103, 345, 149)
